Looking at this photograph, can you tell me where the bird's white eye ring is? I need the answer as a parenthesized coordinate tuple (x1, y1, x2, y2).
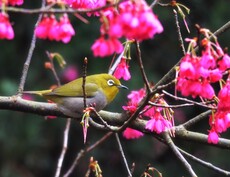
(107, 79, 115, 86)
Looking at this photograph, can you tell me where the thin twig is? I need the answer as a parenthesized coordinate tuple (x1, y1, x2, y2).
(47, 50, 72, 177)
(89, 110, 120, 131)
(162, 132, 198, 177)
(178, 147, 230, 176)
(82, 57, 88, 109)
(115, 133, 132, 177)
(134, 40, 151, 93)
(213, 20, 230, 37)
(149, 101, 194, 108)
(108, 50, 124, 75)
(63, 132, 113, 177)
(54, 118, 71, 177)
(173, 9, 186, 55)
(2, 1, 122, 14)
(17, 0, 46, 95)
(46, 51, 61, 86)
(162, 90, 215, 109)
(150, 0, 160, 8)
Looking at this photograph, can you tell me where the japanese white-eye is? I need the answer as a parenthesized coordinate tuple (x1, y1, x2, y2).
(24, 73, 127, 117)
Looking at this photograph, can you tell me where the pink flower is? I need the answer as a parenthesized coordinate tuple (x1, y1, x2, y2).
(35, 15, 57, 39)
(35, 14, 75, 43)
(22, 94, 33, 101)
(215, 117, 227, 133)
(91, 36, 123, 57)
(114, 58, 131, 81)
(176, 37, 230, 99)
(46, 115, 57, 119)
(127, 88, 146, 104)
(64, 0, 106, 16)
(56, 14, 75, 43)
(62, 66, 79, 82)
(107, 0, 163, 41)
(122, 88, 146, 115)
(200, 48, 216, 69)
(208, 129, 219, 144)
(123, 128, 144, 139)
(0, 13, 14, 40)
(224, 113, 230, 128)
(145, 111, 172, 134)
(122, 103, 137, 115)
(0, 0, 23, 6)
(217, 81, 230, 112)
(218, 54, 230, 71)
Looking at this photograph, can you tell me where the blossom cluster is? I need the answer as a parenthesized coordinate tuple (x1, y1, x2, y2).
(176, 38, 230, 99)
(0, 13, 14, 40)
(0, 0, 23, 6)
(122, 88, 173, 139)
(91, 0, 163, 57)
(208, 80, 230, 144)
(176, 29, 230, 144)
(64, 0, 106, 16)
(35, 14, 75, 43)
(0, 0, 24, 40)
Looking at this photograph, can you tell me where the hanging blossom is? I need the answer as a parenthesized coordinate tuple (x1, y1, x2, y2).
(113, 57, 131, 81)
(91, 0, 163, 57)
(122, 88, 173, 139)
(0, 0, 23, 6)
(208, 80, 230, 144)
(35, 14, 75, 43)
(91, 36, 123, 57)
(176, 36, 230, 99)
(0, 13, 14, 40)
(64, 0, 106, 16)
(108, 0, 163, 41)
(123, 127, 144, 139)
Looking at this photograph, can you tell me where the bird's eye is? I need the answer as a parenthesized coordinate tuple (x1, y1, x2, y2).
(107, 79, 115, 86)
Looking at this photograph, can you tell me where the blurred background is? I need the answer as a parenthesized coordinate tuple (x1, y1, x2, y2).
(0, 0, 229, 176)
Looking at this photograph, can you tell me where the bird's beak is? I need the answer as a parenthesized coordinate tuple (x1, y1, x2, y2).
(117, 84, 128, 90)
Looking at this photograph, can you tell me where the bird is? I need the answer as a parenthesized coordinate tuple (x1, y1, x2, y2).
(24, 73, 128, 117)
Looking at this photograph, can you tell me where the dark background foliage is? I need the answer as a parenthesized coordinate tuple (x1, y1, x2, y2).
(0, 0, 229, 176)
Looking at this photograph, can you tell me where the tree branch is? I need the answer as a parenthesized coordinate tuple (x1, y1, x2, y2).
(162, 132, 198, 177)
(17, 0, 46, 95)
(1, 96, 230, 150)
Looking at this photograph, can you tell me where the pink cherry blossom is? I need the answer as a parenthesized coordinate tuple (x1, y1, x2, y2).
(35, 14, 75, 43)
(215, 116, 227, 133)
(176, 36, 230, 99)
(145, 111, 172, 134)
(217, 81, 230, 112)
(127, 88, 146, 104)
(35, 15, 57, 39)
(123, 128, 144, 139)
(107, 0, 163, 41)
(0, 13, 14, 40)
(0, 0, 23, 6)
(208, 129, 219, 144)
(64, 0, 106, 16)
(114, 58, 131, 81)
(218, 54, 230, 71)
(56, 14, 75, 43)
(91, 36, 123, 57)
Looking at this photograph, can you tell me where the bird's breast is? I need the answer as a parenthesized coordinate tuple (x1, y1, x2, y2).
(57, 91, 107, 117)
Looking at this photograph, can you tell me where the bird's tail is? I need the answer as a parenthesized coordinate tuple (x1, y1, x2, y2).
(23, 90, 52, 96)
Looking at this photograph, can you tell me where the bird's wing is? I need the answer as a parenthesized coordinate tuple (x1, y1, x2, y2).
(45, 81, 99, 97)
